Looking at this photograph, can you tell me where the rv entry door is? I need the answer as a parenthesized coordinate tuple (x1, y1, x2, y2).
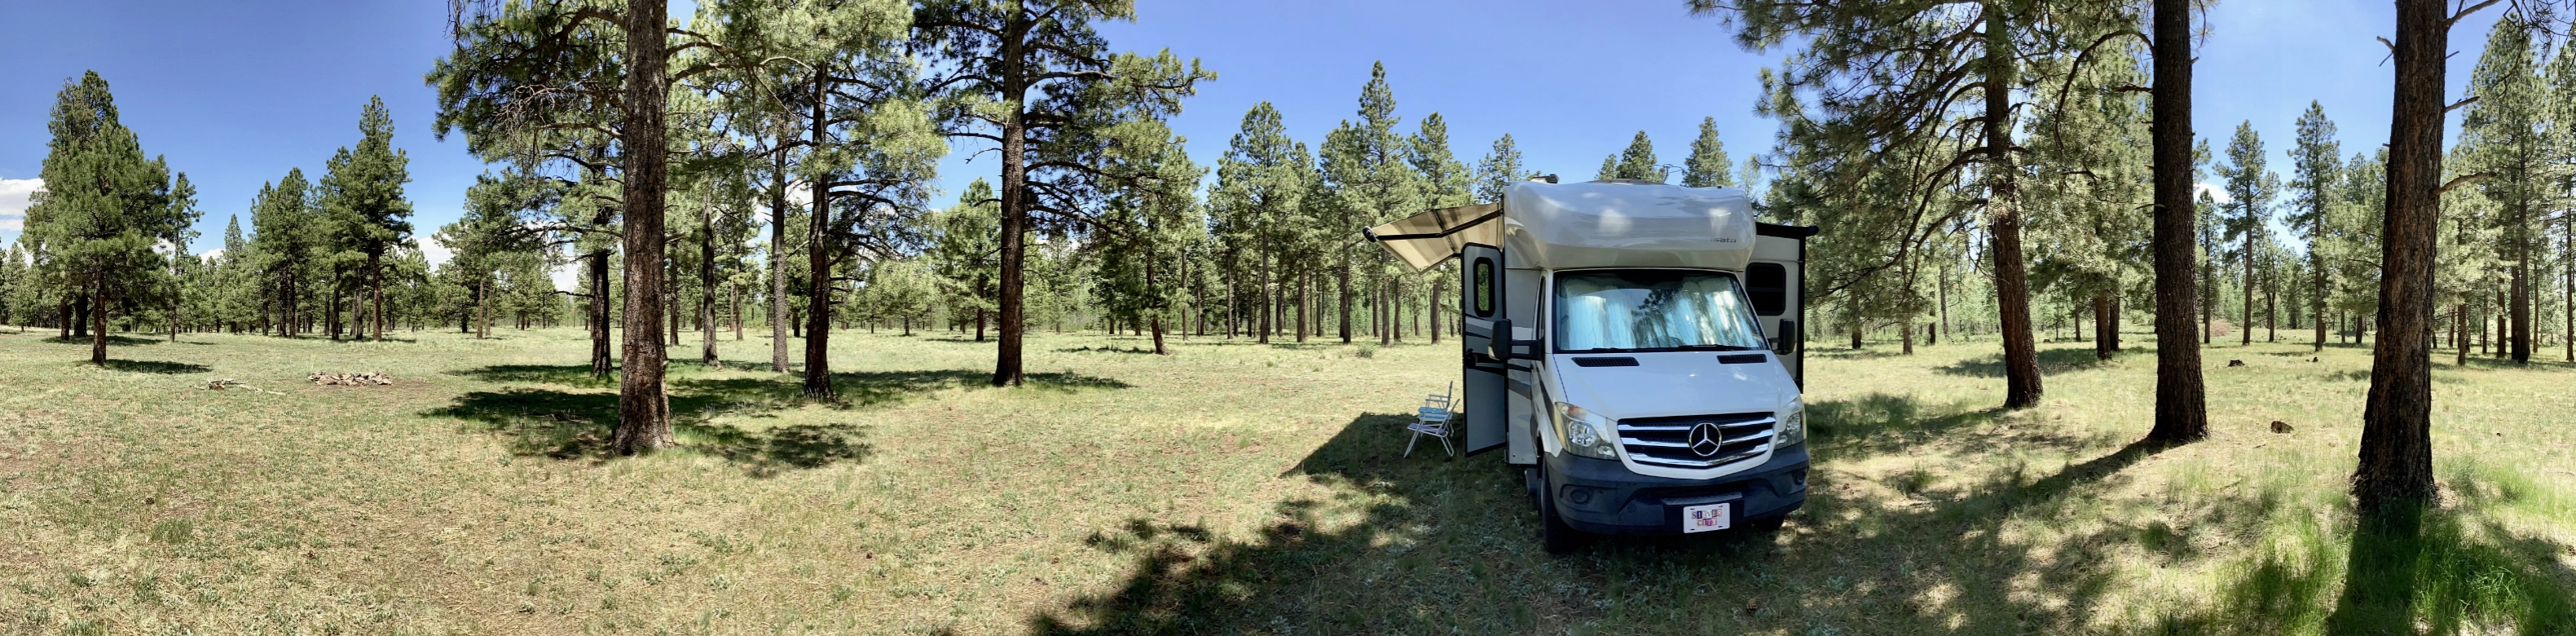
(1751, 224, 1816, 387)
(1456, 244, 1509, 456)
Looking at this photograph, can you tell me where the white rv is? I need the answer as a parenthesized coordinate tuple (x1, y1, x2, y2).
(1368, 178, 1813, 553)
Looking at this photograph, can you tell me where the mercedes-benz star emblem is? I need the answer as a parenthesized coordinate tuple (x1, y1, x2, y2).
(1686, 422, 1724, 457)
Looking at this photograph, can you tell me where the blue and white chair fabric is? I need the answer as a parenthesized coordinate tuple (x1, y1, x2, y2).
(1405, 382, 1456, 458)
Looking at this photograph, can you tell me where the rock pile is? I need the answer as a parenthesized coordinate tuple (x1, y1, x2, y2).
(311, 372, 394, 386)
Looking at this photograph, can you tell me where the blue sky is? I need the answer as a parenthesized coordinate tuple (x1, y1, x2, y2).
(0, 1, 2508, 261)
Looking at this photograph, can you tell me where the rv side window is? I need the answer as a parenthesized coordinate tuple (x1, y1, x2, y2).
(1747, 263, 1788, 316)
(1472, 258, 1496, 318)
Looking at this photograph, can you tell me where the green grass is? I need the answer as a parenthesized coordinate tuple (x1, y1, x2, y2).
(0, 325, 2569, 634)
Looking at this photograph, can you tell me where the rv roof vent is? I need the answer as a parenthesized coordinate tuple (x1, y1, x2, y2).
(1587, 179, 1664, 185)
(1529, 174, 1559, 184)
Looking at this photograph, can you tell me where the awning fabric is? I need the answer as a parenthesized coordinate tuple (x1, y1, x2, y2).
(1363, 201, 1503, 271)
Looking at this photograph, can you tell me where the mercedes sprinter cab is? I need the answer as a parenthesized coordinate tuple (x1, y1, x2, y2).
(1367, 178, 1815, 554)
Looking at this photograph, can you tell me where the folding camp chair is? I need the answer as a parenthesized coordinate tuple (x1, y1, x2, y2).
(1405, 382, 1456, 458)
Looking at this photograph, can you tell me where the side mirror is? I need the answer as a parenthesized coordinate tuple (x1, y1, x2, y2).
(1486, 319, 1513, 360)
(1772, 320, 1799, 355)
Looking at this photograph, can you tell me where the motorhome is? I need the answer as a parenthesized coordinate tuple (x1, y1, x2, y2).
(1367, 178, 1814, 554)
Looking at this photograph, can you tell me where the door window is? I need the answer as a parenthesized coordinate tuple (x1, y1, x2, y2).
(1746, 263, 1789, 316)
(1471, 257, 1495, 318)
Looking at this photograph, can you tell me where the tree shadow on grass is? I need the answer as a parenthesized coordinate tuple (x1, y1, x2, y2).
(96, 359, 212, 374)
(1024, 402, 2233, 634)
(1055, 345, 1160, 355)
(433, 365, 1127, 475)
(2160, 504, 2576, 636)
(1935, 346, 2116, 378)
(45, 335, 158, 347)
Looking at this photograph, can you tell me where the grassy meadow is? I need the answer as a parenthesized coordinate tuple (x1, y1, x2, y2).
(0, 324, 2570, 634)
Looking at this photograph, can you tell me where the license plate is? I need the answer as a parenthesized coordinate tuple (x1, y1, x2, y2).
(1682, 502, 1731, 533)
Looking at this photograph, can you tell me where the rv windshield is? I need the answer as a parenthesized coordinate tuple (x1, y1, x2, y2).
(1552, 270, 1768, 353)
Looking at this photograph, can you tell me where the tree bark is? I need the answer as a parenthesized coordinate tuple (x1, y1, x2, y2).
(769, 128, 794, 373)
(2146, 0, 2208, 444)
(2242, 224, 2255, 346)
(989, 30, 1032, 387)
(2094, 292, 2115, 360)
(701, 193, 720, 369)
(1983, 2, 2042, 409)
(609, 0, 675, 455)
(2510, 213, 2530, 363)
(803, 69, 839, 400)
(2355, 0, 2450, 515)
(589, 250, 612, 376)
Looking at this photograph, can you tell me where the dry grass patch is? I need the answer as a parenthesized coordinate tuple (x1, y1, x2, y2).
(0, 326, 2567, 634)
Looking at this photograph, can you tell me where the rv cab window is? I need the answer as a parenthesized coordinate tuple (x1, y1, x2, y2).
(1552, 270, 1768, 353)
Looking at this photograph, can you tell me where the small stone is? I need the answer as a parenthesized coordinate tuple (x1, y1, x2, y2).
(2227, 360, 2247, 368)
(2271, 420, 2293, 434)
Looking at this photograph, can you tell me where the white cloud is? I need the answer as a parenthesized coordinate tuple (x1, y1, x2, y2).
(2194, 182, 2230, 205)
(0, 178, 39, 232)
(419, 233, 454, 267)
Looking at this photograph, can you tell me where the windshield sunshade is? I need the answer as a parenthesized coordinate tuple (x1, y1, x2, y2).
(1554, 270, 1767, 352)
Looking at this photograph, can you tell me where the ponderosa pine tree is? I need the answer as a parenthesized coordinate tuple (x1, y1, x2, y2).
(164, 174, 199, 342)
(1316, 62, 1425, 346)
(2289, 102, 2341, 353)
(2217, 121, 2281, 347)
(1698, 0, 2069, 408)
(1210, 102, 1310, 345)
(1407, 113, 1472, 342)
(914, 0, 1211, 386)
(436, 0, 759, 453)
(1473, 133, 1528, 203)
(1680, 117, 1735, 188)
(2141, 0, 2209, 443)
(2356, 0, 2507, 517)
(932, 179, 1002, 341)
(1608, 130, 1665, 183)
(317, 96, 414, 342)
(2458, 15, 2552, 365)
(20, 72, 196, 364)
(1092, 123, 1204, 355)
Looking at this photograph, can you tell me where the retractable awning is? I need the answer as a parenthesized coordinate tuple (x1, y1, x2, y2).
(1362, 201, 1503, 271)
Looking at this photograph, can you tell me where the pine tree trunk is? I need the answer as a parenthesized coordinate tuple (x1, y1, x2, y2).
(608, 0, 676, 455)
(2146, 0, 2208, 444)
(804, 70, 839, 400)
(1258, 231, 1273, 345)
(2510, 218, 2530, 363)
(2354, 0, 2448, 516)
(2457, 304, 2470, 365)
(701, 195, 720, 368)
(1296, 269, 1309, 342)
(2094, 292, 2115, 360)
(1983, 2, 2043, 409)
(2242, 227, 2254, 346)
(590, 250, 612, 377)
(1429, 275, 1442, 344)
(769, 135, 793, 373)
(990, 66, 1030, 387)
(1338, 249, 1354, 343)
(1151, 315, 1167, 356)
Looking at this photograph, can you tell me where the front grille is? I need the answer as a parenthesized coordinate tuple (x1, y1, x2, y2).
(1616, 412, 1776, 469)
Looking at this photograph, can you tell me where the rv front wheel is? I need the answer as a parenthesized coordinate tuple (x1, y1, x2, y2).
(1534, 466, 1583, 554)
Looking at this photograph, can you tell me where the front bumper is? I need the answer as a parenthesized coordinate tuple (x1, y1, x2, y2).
(1544, 444, 1808, 536)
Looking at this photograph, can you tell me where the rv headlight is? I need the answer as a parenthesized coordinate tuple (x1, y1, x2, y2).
(1552, 402, 1618, 460)
(1776, 401, 1807, 447)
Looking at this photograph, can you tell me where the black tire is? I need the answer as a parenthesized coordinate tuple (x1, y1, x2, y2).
(1535, 466, 1584, 554)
